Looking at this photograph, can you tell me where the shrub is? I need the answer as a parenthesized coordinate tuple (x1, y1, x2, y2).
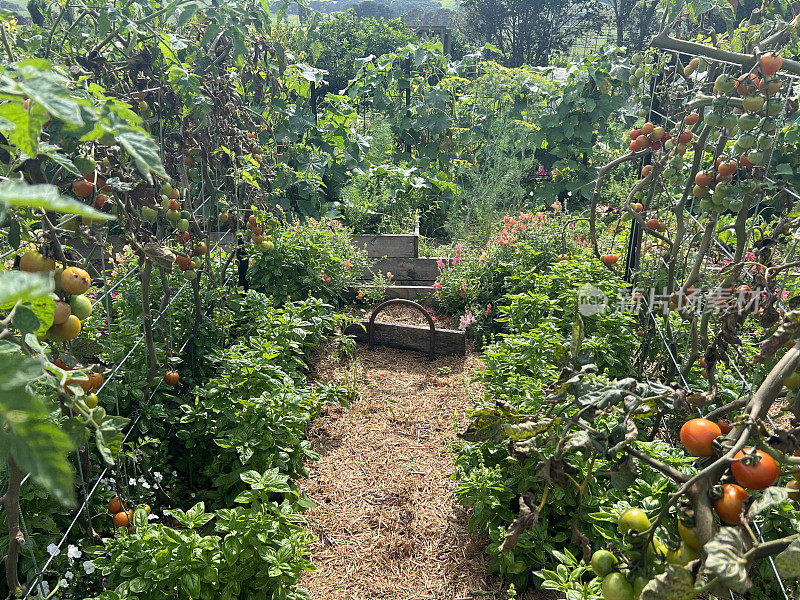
(247, 217, 371, 306)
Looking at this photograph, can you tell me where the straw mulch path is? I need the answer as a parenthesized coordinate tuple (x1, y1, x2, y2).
(299, 340, 560, 600)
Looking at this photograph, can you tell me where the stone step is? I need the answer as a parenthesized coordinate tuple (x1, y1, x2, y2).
(350, 234, 418, 258)
(361, 257, 439, 284)
(343, 320, 466, 356)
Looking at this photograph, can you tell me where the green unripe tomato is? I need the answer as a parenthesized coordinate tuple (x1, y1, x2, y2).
(738, 113, 760, 130)
(166, 209, 180, 222)
(757, 135, 773, 151)
(736, 133, 756, 150)
(602, 572, 634, 600)
(631, 53, 643, 65)
(183, 269, 197, 281)
(766, 98, 783, 117)
(741, 94, 765, 113)
(69, 294, 93, 320)
(74, 156, 96, 176)
(666, 542, 700, 566)
(618, 508, 651, 535)
(698, 198, 715, 211)
(177, 218, 190, 233)
(141, 206, 158, 221)
(714, 74, 736, 93)
(720, 114, 738, 130)
(591, 550, 618, 577)
(704, 112, 722, 128)
(633, 575, 649, 597)
(760, 116, 777, 132)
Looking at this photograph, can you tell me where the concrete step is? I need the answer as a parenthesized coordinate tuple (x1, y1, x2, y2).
(343, 320, 465, 356)
(351, 234, 418, 258)
(361, 257, 439, 284)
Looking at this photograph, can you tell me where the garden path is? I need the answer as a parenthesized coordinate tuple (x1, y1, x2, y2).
(299, 342, 558, 600)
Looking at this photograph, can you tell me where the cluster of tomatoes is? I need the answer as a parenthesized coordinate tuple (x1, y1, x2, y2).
(246, 215, 274, 252)
(56, 357, 104, 409)
(107, 496, 150, 529)
(18, 250, 94, 343)
(680, 417, 782, 524)
(603, 197, 666, 268)
(590, 506, 702, 600)
(71, 156, 113, 220)
(627, 121, 685, 154)
(174, 238, 206, 282)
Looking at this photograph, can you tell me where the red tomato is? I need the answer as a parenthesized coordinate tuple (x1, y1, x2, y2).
(759, 53, 783, 77)
(717, 419, 732, 434)
(680, 418, 722, 457)
(164, 371, 180, 386)
(731, 449, 779, 490)
(714, 483, 749, 524)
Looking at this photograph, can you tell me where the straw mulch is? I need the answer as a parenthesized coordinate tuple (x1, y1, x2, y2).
(299, 339, 560, 600)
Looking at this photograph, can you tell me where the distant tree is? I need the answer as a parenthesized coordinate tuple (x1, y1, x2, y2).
(458, 0, 605, 66)
(353, 0, 396, 18)
(607, 0, 660, 51)
(309, 11, 419, 93)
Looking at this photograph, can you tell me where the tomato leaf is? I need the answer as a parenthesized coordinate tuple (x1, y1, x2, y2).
(747, 486, 789, 519)
(0, 101, 49, 157)
(11, 304, 40, 333)
(0, 341, 75, 507)
(115, 127, 167, 181)
(0, 271, 53, 308)
(640, 564, 700, 600)
(0, 179, 114, 220)
(775, 537, 800, 578)
(704, 527, 751, 592)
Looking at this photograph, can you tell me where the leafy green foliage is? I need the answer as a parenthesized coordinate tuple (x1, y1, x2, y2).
(0, 341, 74, 506)
(247, 215, 371, 305)
(88, 471, 315, 600)
(177, 295, 346, 505)
(286, 11, 419, 94)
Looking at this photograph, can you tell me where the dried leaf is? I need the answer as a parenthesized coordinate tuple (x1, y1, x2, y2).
(640, 564, 701, 600)
(704, 527, 751, 593)
(775, 537, 800, 578)
(142, 243, 176, 272)
(748, 486, 789, 519)
(498, 492, 539, 553)
(459, 407, 506, 442)
(504, 418, 557, 441)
